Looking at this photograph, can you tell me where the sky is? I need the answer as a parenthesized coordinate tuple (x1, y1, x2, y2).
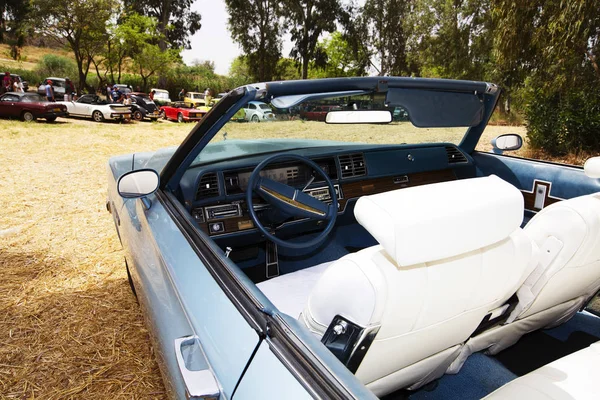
(181, 0, 293, 75)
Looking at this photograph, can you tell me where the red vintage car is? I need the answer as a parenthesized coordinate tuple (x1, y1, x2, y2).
(0, 92, 68, 122)
(299, 104, 342, 121)
(160, 102, 206, 122)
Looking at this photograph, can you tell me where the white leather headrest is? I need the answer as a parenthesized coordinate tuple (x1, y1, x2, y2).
(354, 175, 524, 266)
(584, 157, 600, 178)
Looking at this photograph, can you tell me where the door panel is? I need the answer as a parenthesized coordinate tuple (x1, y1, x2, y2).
(118, 194, 260, 399)
(472, 152, 600, 222)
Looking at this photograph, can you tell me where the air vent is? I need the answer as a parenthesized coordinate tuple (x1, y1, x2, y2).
(196, 172, 219, 200)
(445, 146, 468, 164)
(339, 153, 367, 179)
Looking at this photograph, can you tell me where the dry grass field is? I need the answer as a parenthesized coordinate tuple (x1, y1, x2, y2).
(0, 116, 580, 398)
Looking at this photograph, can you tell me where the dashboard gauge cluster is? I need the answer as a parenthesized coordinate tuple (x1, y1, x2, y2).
(223, 157, 337, 195)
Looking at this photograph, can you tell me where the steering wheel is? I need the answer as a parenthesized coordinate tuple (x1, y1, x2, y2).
(246, 154, 338, 249)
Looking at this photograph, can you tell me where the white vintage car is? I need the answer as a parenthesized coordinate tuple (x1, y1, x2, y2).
(58, 94, 131, 122)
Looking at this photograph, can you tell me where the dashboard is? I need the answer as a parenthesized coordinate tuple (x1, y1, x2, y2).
(179, 144, 473, 238)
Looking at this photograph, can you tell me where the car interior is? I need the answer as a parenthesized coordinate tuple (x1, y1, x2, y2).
(171, 90, 600, 399)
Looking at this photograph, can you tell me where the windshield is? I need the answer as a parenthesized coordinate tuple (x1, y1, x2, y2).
(193, 92, 470, 166)
(154, 92, 169, 99)
(22, 94, 45, 102)
(191, 93, 203, 99)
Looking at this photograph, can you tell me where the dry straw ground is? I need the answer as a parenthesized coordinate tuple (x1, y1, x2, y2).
(0, 117, 525, 398)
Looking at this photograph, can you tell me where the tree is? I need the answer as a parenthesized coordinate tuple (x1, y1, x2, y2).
(312, 31, 368, 77)
(31, 0, 116, 93)
(409, 0, 493, 80)
(225, 0, 284, 82)
(124, 0, 201, 50)
(361, 0, 413, 76)
(0, 0, 31, 60)
(132, 44, 178, 90)
(283, 0, 340, 79)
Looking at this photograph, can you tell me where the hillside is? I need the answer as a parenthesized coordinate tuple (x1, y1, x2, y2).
(0, 44, 73, 71)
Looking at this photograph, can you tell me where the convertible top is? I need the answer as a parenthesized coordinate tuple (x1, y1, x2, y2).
(264, 76, 495, 97)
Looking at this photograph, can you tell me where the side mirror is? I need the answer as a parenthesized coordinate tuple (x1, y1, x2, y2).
(491, 134, 523, 154)
(117, 169, 159, 199)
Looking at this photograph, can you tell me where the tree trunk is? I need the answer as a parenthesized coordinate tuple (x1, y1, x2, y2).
(156, 0, 172, 87)
(302, 56, 309, 79)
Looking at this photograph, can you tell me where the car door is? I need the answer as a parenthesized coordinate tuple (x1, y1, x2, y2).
(472, 151, 600, 224)
(0, 94, 16, 117)
(71, 96, 91, 116)
(111, 186, 261, 399)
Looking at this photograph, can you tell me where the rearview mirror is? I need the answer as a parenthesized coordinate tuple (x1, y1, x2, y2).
(118, 169, 159, 198)
(491, 134, 523, 154)
(325, 110, 392, 124)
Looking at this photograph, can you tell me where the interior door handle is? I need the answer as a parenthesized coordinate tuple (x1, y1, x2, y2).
(174, 335, 220, 399)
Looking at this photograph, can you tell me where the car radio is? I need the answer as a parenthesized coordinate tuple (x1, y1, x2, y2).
(304, 185, 342, 203)
(205, 203, 242, 220)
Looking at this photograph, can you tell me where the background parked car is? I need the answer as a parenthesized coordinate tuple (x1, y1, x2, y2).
(300, 104, 342, 121)
(37, 77, 66, 98)
(160, 101, 206, 122)
(243, 100, 275, 122)
(11, 74, 28, 92)
(57, 93, 131, 122)
(183, 91, 205, 107)
(151, 88, 171, 106)
(129, 92, 160, 121)
(114, 84, 132, 94)
(0, 92, 67, 122)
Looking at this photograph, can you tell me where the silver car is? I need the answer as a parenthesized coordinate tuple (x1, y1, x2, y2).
(244, 100, 275, 122)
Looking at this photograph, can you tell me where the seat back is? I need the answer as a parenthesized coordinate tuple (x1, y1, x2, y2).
(301, 175, 537, 396)
(514, 194, 600, 321)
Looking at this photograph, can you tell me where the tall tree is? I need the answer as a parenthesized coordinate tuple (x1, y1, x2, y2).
(225, 0, 284, 82)
(410, 0, 493, 80)
(361, 0, 413, 76)
(124, 0, 201, 50)
(32, 0, 116, 93)
(283, 0, 340, 79)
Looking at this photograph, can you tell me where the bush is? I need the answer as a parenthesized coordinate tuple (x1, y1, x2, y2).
(35, 54, 78, 82)
(526, 82, 600, 156)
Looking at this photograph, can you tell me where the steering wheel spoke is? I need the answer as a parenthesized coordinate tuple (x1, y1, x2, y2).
(246, 154, 339, 249)
(255, 177, 329, 220)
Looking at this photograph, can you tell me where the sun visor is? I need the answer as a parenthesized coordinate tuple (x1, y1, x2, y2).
(386, 89, 484, 127)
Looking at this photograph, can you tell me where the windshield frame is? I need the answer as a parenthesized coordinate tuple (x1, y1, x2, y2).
(160, 78, 500, 191)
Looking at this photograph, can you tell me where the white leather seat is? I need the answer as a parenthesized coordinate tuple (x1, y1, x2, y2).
(258, 175, 537, 397)
(484, 341, 600, 399)
(448, 192, 600, 373)
(257, 261, 332, 318)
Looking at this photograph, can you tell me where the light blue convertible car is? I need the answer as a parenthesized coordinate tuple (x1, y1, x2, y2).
(107, 77, 600, 399)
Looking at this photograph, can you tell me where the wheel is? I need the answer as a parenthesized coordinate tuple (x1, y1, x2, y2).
(160, 110, 166, 120)
(133, 110, 143, 121)
(92, 110, 104, 122)
(46, 116, 56, 122)
(125, 258, 138, 300)
(251, 114, 260, 122)
(177, 112, 184, 123)
(22, 111, 35, 122)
